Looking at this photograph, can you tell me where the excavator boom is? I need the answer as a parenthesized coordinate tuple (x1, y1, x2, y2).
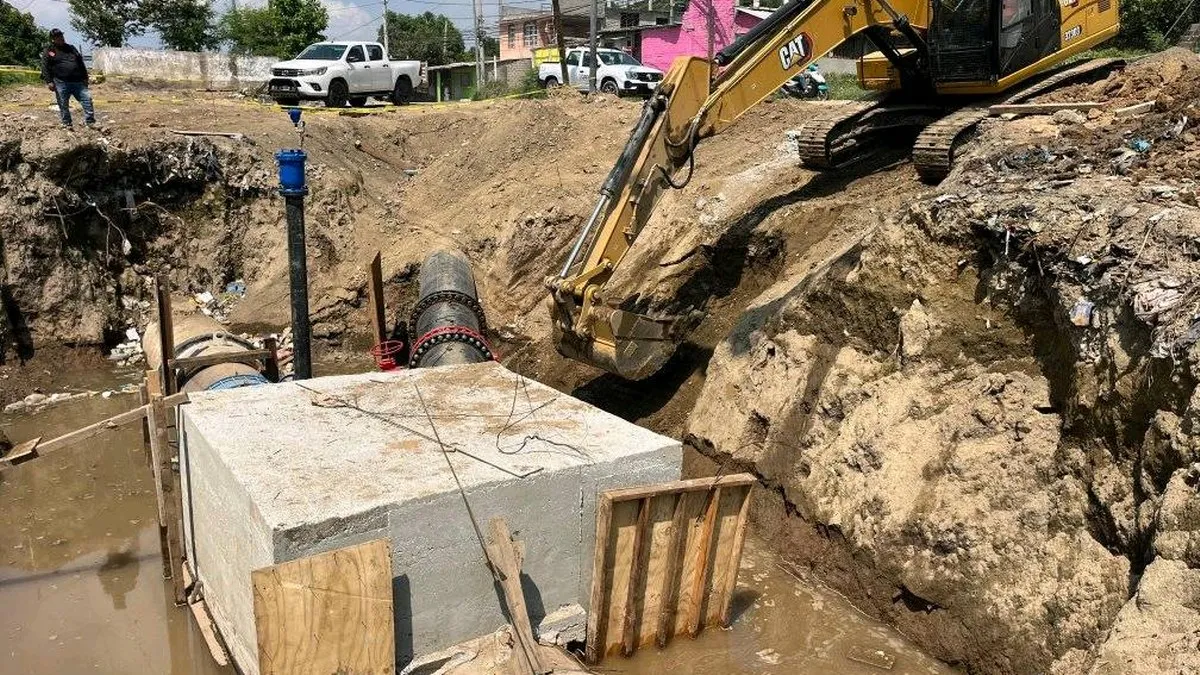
(548, 0, 1118, 379)
(548, 0, 924, 379)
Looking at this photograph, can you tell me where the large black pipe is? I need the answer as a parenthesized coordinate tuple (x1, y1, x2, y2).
(408, 249, 492, 368)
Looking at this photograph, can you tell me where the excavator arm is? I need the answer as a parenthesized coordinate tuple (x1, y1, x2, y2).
(547, 0, 929, 379)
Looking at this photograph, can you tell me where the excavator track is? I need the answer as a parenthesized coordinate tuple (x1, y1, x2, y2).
(912, 57, 1126, 183)
(796, 101, 945, 169)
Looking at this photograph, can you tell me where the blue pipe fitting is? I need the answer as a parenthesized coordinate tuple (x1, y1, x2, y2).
(276, 149, 308, 197)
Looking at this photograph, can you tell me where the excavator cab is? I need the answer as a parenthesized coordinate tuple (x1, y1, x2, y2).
(928, 0, 1063, 83)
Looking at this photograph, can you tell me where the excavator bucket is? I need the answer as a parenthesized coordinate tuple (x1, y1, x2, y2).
(551, 301, 681, 381)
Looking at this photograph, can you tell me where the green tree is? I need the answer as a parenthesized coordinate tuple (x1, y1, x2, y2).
(67, 0, 143, 47)
(379, 11, 463, 66)
(1116, 0, 1200, 50)
(220, 0, 327, 59)
(0, 1, 48, 67)
(220, 5, 280, 56)
(142, 0, 218, 52)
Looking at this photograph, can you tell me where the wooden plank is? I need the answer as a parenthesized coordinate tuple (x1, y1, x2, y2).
(145, 372, 173, 580)
(619, 497, 651, 656)
(719, 486, 753, 626)
(485, 517, 548, 675)
(684, 487, 721, 637)
(366, 251, 387, 346)
(654, 492, 690, 647)
(252, 539, 395, 675)
(139, 383, 151, 466)
(1115, 101, 1155, 117)
(0, 437, 42, 467)
(182, 565, 230, 667)
(705, 486, 747, 627)
(599, 474, 755, 503)
(585, 493, 613, 664)
(155, 275, 176, 394)
(988, 101, 1103, 115)
(602, 499, 641, 658)
(169, 349, 272, 371)
(149, 385, 186, 602)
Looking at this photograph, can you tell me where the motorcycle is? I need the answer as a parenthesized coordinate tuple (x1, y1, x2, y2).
(781, 65, 830, 100)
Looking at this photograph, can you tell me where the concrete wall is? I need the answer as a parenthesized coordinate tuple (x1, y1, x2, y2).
(93, 48, 275, 89)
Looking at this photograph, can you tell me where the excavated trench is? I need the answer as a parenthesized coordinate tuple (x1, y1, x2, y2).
(3, 59, 1200, 673)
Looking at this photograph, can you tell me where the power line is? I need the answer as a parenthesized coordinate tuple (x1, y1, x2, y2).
(331, 12, 386, 39)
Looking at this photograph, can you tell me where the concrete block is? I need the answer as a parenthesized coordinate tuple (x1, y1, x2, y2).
(179, 362, 680, 674)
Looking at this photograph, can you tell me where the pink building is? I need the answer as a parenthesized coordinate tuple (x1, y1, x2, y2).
(638, 1, 768, 71)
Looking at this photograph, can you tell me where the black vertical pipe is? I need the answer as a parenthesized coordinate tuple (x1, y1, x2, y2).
(285, 194, 312, 380)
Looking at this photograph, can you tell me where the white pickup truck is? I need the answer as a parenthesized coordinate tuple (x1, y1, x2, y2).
(538, 47, 664, 96)
(267, 41, 425, 107)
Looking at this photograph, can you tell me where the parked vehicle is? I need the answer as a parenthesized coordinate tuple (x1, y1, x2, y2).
(538, 48, 664, 96)
(267, 41, 425, 107)
(781, 64, 829, 100)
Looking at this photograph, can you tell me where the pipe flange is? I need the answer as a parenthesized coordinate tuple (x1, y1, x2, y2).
(408, 290, 488, 338)
(408, 325, 495, 368)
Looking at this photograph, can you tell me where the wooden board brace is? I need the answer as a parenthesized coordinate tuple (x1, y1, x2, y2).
(0, 392, 189, 472)
(147, 370, 187, 604)
(485, 517, 550, 675)
(182, 565, 231, 667)
(585, 474, 755, 663)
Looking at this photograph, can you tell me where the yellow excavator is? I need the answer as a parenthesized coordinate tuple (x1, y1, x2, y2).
(547, 0, 1121, 379)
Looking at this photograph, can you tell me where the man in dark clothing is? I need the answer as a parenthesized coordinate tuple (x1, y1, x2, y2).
(40, 29, 95, 129)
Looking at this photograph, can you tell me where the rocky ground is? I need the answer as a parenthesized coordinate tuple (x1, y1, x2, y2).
(1, 50, 1199, 674)
(683, 51, 1200, 674)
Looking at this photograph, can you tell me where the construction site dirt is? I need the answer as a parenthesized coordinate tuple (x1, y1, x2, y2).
(2, 47, 1200, 675)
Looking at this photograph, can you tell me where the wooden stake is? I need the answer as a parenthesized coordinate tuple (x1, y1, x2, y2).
(139, 382, 151, 466)
(719, 487, 752, 626)
(148, 372, 187, 603)
(155, 274, 176, 394)
(485, 517, 549, 675)
(684, 487, 721, 637)
(620, 497, 650, 656)
(366, 252, 387, 347)
(655, 493, 689, 647)
(586, 494, 614, 663)
(145, 371, 172, 580)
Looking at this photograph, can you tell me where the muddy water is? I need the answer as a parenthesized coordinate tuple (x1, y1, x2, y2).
(0, 371, 231, 675)
(0, 362, 954, 675)
(609, 539, 956, 675)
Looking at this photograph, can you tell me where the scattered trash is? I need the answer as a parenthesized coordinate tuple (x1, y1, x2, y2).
(224, 279, 247, 297)
(1128, 139, 1152, 153)
(1070, 298, 1095, 327)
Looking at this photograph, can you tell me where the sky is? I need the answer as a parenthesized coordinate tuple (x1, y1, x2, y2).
(13, 0, 556, 52)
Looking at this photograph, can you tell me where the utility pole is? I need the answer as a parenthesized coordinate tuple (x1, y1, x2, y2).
(473, 0, 485, 85)
(706, 0, 715, 87)
(551, 0, 569, 87)
(588, 0, 598, 92)
(381, 0, 390, 57)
